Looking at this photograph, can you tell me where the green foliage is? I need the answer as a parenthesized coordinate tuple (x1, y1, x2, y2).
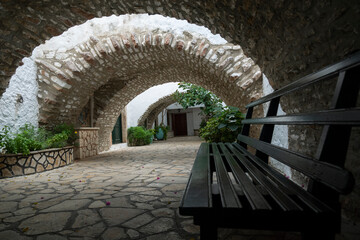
(173, 82, 223, 118)
(200, 120, 207, 129)
(45, 132, 69, 149)
(199, 106, 244, 143)
(52, 123, 77, 146)
(148, 129, 156, 136)
(0, 125, 42, 155)
(127, 126, 153, 146)
(0, 123, 77, 155)
(172, 82, 243, 143)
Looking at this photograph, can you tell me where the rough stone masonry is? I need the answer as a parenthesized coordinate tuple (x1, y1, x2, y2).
(0, 0, 359, 224)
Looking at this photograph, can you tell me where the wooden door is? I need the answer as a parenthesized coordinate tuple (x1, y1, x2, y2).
(112, 115, 122, 144)
(173, 113, 187, 136)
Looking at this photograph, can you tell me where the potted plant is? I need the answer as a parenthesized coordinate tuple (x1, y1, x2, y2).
(155, 124, 169, 140)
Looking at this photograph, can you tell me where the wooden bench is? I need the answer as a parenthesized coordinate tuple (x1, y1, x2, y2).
(179, 52, 360, 240)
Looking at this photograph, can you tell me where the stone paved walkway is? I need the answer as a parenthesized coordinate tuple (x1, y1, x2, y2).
(1, 136, 357, 240)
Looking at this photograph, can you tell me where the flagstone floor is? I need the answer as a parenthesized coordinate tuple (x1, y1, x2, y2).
(0, 136, 357, 240)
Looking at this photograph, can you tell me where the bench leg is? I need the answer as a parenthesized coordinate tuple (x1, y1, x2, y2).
(301, 231, 335, 240)
(200, 223, 217, 240)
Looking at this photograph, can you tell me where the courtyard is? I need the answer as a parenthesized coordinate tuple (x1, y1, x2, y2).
(0, 136, 306, 240)
(0, 1, 359, 240)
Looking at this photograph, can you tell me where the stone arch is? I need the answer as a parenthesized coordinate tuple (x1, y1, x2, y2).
(138, 94, 177, 129)
(1, 1, 359, 100)
(33, 14, 262, 151)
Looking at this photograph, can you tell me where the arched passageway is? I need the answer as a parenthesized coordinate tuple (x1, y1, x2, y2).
(32, 14, 261, 151)
(0, 1, 359, 233)
(138, 94, 177, 129)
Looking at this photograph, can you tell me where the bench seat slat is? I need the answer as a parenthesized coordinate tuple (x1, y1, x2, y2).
(218, 143, 272, 210)
(231, 143, 335, 214)
(237, 135, 354, 194)
(225, 143, 303, 212)
(241, 108, 360, 125)
(180, 143, 212, 210)
(212, 143, 242, 208)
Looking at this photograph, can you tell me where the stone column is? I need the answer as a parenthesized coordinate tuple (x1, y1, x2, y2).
(74, 127, 100, 160)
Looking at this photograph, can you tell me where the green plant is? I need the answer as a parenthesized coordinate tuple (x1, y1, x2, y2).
(46, 132, 69, 148)
(148, 129, 156, 136)
(0, 123, 77, 155)
(127, 126, 153, 146)
(0, 125, 42, 155)
(52, 123, 77, 145)
(199, 106, 244, 142)
(173, 82, 223, 118)
(200, 119, 207, 129)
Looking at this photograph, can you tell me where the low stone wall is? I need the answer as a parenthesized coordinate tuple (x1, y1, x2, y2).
(0, 146, 73, 178)
(74, 127, 99, 159)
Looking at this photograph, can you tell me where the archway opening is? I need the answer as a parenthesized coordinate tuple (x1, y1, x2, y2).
(25, 14, 262, 152)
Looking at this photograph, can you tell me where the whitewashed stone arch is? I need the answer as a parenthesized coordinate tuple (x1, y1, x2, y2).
(8, 14, 262, 151)
(138, 94, 176, 129)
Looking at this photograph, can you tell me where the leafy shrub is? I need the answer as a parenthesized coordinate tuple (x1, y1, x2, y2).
(0, 125, 42, 155)
(148, 129, 156, 136)
(0, 123, 77, 155)
(199, 106, 244, 142)
(127, 126, 153, 146)
(45, 132, 69, 148)
(200, 119, 207, 129)
(52, 123, 77, 146)
(173, 82, 223, 118)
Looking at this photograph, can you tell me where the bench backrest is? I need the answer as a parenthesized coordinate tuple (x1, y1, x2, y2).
(238, 51, 360, 206)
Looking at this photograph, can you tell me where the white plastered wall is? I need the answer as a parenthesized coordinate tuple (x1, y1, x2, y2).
(126, 82, 179, 129)
(0, 58, 39, 133)
(262, 74, 292, 178)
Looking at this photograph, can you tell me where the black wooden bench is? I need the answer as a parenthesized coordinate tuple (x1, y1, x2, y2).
(179, 52, 360, 240)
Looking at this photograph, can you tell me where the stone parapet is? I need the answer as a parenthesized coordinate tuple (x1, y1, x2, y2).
(0, 147, 73, 178)
(74, 127, 99, 159)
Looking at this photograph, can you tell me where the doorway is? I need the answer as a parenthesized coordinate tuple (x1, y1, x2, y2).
(173, 113, 187, 136)
(112, 115, 122, 144)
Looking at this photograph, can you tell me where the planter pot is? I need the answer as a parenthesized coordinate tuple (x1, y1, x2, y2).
(0, 146, 74, 178)
(155, 128, 164, 140)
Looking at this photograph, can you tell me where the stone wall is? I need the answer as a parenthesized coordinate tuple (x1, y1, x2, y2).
(74, 128, 99, 159)
(0, 1, 359, 100)
(0, 147, 73, 178)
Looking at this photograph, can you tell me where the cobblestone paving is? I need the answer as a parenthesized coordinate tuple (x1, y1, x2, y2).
(0, 136, 312, 239)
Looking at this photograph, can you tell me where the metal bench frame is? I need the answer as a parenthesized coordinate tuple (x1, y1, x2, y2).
(179, 52, 360, 240)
